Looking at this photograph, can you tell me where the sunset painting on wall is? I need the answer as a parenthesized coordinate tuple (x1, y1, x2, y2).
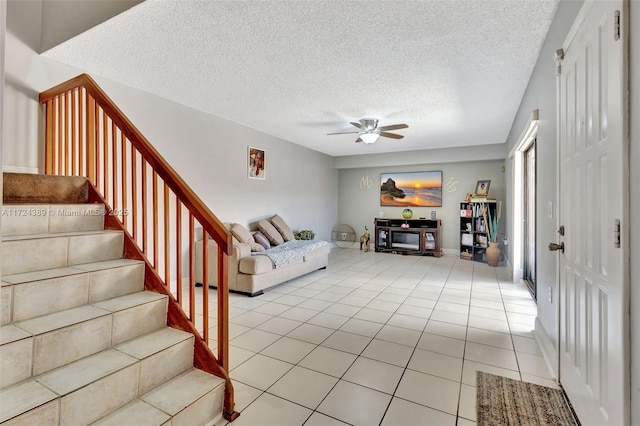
(380, 171, 443, 207)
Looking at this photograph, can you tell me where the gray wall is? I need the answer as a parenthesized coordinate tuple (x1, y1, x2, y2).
(337, 159, 506, 251)
(503, 0, 583, 356)
(95, 80, 339, 241)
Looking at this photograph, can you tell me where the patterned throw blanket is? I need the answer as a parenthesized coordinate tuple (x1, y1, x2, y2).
(252, 240, 329, 269)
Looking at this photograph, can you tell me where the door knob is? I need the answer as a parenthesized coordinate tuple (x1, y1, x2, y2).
(548, 242, 565, 253)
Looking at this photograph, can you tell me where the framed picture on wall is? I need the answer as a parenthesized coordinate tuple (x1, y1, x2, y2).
(380, 171, 443, 207)
(474, 179, 491, 196)
(248, 146, 265, 179)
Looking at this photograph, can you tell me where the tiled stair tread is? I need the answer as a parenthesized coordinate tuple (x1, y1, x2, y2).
(91, 399, 171, 426)
(1, 204, 105, 237)
(0, 380, 57, 423)
(2, 229, 121, 241)
(0, 324, 32, 345)
(37, 349, 138, 396)
(1, 203, 103, 212)
(116, 327, 193, 360)
(73, 258, 143, 272)
(2, 259, 143, 284)
(142, 369, 225, 416)
(13, 305, 110, 335)
(2, 266, 87, 284)
(93, 291, 167, 312)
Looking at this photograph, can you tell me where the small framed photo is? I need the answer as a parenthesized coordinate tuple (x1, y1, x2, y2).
(248, 146, 265, 179)
(474, 180, 491, 196)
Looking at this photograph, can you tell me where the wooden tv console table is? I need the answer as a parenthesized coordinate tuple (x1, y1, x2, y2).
(374, 218, 443, 257)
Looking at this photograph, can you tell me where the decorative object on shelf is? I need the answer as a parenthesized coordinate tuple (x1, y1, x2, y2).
(474, 179, 491, 196)
(294, 229, 316, 240)
(401, 222, 410, 229)
(331, 224, 356, 248)
(359, 226, 370, 252)
(248, 146, 265, 179)
(481, 200, 502, 266)
(380, 171, 443, 207)
(402, 208, 413, 219)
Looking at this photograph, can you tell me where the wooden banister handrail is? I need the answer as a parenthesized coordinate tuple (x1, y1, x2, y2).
(39, 74, 232, 254)
(40, 74, 239, 421)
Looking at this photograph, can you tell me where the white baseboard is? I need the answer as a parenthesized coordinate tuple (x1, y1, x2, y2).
(3, 165, 39, 174)
(533, 317, 559, 380)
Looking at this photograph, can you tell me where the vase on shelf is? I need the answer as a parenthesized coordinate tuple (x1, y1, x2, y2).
(486, 242, 500, 267)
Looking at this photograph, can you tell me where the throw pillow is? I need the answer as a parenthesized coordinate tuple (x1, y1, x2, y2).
(271, 214, 295, 241)
(251, 242, 265, 252)
(230, 223, 254, 244)
(258, 220, 284, 245)
(253, 231, 271, 250)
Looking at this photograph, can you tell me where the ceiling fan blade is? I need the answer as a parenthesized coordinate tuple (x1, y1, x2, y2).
(379, 132, 404, 140)
(355, 137, 363, 143)
(350, 121, 366, 130)
(378, 123, 408, 131)
(327, 131, 361, 135)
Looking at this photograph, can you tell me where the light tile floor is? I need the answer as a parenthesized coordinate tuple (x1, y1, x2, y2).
(207, 248, 557, 426)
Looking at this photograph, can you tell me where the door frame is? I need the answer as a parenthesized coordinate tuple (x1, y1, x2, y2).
(522, 139, 537, 299)
(508, 109, 539, 284)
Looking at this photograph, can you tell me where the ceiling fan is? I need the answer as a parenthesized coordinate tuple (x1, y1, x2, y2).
(327, 118, 408, 144)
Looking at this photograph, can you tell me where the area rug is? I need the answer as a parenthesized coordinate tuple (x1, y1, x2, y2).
(476, 371, 579, 426)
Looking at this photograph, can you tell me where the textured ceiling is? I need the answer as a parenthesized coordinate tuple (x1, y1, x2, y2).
(43, 0, 559, 157)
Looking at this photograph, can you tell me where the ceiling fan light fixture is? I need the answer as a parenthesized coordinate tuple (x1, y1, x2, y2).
(361, 133, 380, 144)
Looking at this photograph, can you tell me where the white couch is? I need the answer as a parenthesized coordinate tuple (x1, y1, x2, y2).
(195, 217, 330, 296)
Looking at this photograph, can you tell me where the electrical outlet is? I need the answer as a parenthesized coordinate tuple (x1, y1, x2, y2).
(548, 286, 553, 303)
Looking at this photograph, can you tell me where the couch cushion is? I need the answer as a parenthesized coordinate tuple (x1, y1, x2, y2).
(238, 255, 274, 274)
(258, 220, 284, 245)
(271, 214, 295, 241)
(231, 223, 254, 244)
(251, 243, 265, 252)
(253, 231, 271, 250)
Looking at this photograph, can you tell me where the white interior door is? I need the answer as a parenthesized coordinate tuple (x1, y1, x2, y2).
(557, 1, 629, 425)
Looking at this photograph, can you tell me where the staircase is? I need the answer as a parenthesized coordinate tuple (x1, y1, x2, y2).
(0, 176, 225, 425)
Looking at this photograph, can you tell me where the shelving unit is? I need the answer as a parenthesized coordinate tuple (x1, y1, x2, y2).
(374, 218, 442, 257)
(459, 201, 496, 262)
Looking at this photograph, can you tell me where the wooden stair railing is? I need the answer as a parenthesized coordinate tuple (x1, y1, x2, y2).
(39, 74, 239, 421)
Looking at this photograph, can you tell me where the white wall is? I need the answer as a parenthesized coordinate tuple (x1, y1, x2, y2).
(503, 0, 583, 359)
(629, 1, 639, 423)
(94, 79, 338, 241)
(3, 0, 338, 241)
(337, 159, 506, 251)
